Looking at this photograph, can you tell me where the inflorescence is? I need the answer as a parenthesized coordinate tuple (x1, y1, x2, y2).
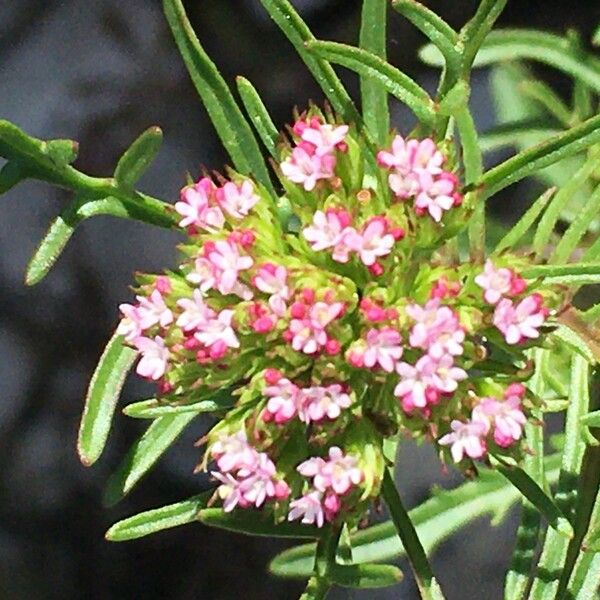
(116, 108, 561, 528)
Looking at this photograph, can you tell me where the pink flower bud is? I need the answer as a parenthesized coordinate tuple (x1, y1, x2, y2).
(301, 288, 316, 304)
(505, 382, 526, 399)
(369, 263, 384, 277)
(390, 227, 405, 240)
(290, 302, 307, 319)
(264, 368, 282, 385)
(253, 316, 275, 333)
(155, 276, 172, 294)
(510, 276, 527, 295)
(325, 339, 341, 355)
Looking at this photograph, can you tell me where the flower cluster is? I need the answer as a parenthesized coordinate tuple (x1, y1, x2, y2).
(116, 108, 563, 529)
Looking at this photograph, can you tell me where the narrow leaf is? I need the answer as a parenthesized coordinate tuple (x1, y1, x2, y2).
(328, 563, 403, 589)
(519, 80, 573, 127)
(0, 161, 26, 193)
(77, 332, 137, 466)
(391, 0, 459, 69)
(162, 0, 273, 193)
(235, 77, 280, 160)
(480, 113, 600, 198)
(307, 41, 436, 125)
(522, 263, 600, 280)
(106, 492, 211, 541)
(114, 126, 163, 189)
(479, 124, 562, 154)
(257, 0, 360, 123)
(550, 182, 600, 263)
(104, 413, 197, 506)
(26, 196, 131, 286)
(123, 391, 233, 419)
(199, 508, 321, 539)
(494, 187, 555, 253)
(359, 0, 389, 144)
(491, 459, 573, 538)
(551, 326, 596, 364)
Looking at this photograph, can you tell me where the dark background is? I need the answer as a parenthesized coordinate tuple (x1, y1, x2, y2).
(1, 1, 599, 599)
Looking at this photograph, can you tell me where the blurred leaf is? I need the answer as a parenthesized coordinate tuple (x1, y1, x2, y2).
(236, 77, 280, 160)
(163, 0, 274, 194)
(329, 563, 403, 589)
(270, 454, 562, 578)
(104, 413, 197, 506)
(199, 508, 321, 539)
(420, 30, 600, 92)
(106, 492, 211, 541)
(480, 113, 600, 198)
(114, 127, 163, 189)
(360, 0, 389, 144)
(519, 80, 573, 127)
(551, 326, 596, 365)
(307, 41, 436, 125)
(550, 182, 600, 263)
(0, 161, 26, 193)
(77, 332, 137, 467)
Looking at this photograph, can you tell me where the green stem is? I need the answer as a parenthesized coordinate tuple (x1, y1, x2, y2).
(299, 576, 329, 600)
(300, 525, 341, 600)
(382, 469, 445, 600)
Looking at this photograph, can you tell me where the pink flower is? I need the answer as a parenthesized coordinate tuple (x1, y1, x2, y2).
(297, 384, 352, 423)
(414, 171, 457, 223)
(473, 396, 527, 448)
(117, 303, 143, 341)
(213, 452, 289, 511)
(175, 178, 225, 231)
(187, 256, 217, 292)
(133, 336, 169, 380)
(176, 289, 216, 332)
(362, 327, 404, 372)
(475, 260, 514, 305)
(288, 490, 325, 527)
(388, 170, 422, 199)
(136, 289, 174, 329)
(438, 419, 488, 462)
(210, 430, 258, 473)
(345, 218, 395, 267)
(263, 378, 300, 424)
(303, 209, 355, 262)
(216, 180, 259, 219)
(407, 300, 464, 358)
(194, 309, 239, 355)
(253, 263, 290, 299)
(207, 240, 254, 296)
(310, 447, 363, 495)
(300, 123, 349, 156)
(280, 146, 335, 191)
(394, 354, 466, 410)
(288, 302, 344, 354)
(377, 136, 442, 174)
(494, 294, 547, 345)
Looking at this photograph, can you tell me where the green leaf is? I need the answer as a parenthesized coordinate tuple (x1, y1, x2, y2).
(480, 113, 600, 199)
(420, 30, 600, 92)
(581, 410, 600, 427)
(270, 454, 562, 578)
(25, 195, 152, 286)
(492, 459, 573, 539)
(494, 187, 555, 253)
(104, 413, 197, 506)
(77, 332, 137, 467)
(123, 390, 233, 419)
(306, 41, 436, 125)
(328, 563, 403, 589)
(45, 139, 79, 166)
(551, 326, 596, 365)
(359, 0, 389, 145)
(114, 126, 163, 189)
(235, 77, 280, 160)
(533, 154, 599, 258)
(162, 0, 273, 194)
(522, 263, 600, 280)
(106, 492, 211, 541)
(257, 0, 360, 123)
(479, 123, 563, 154)
(391, 0, 459, 70)
(527, 354, 590, 598)
(550, 182, 600, 264)
(199, 508, 321, 539)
